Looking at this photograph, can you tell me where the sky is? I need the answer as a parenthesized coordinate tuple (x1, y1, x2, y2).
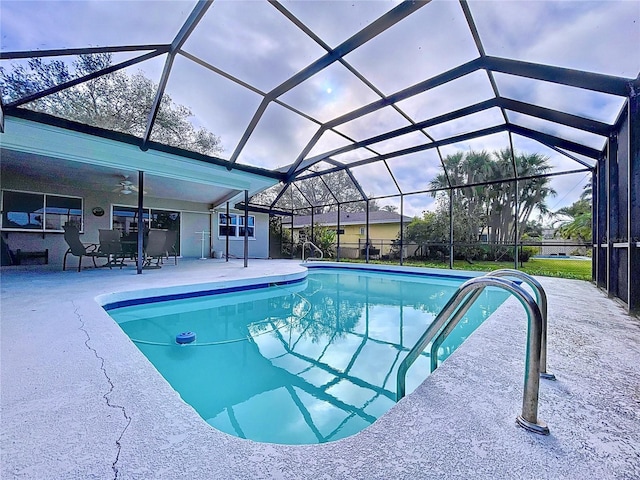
(1, 0, 639, 218)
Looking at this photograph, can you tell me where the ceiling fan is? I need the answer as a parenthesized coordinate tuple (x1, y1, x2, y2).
(112, 175, 143, 195)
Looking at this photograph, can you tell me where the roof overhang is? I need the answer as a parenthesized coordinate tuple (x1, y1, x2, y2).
(0, 116, 279, 207)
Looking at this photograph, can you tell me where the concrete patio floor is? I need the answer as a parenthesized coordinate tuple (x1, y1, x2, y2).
(1, 259, 639, 479)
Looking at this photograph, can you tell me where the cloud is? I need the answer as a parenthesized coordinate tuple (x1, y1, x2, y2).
(524, 1, 640, 78)
(281, 0, 402, 48)
(306, 130, 353, 159)
(279, 62, 380, 123)
(1, 1, 190, 50)
(238, 101, 319, 170)
(344, 0, 479, 95)
(403, 193, 438, 217)
(494, 72, 627, 125)
(182, 0, 326, 92)
(396, 70, 496, 122)
(349, 163, 401, 198)
(468, 0, 639, 77)
(164, 55, 264, 158)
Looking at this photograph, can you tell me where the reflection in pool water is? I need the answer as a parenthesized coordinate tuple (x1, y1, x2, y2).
(107, 268, 508, 445)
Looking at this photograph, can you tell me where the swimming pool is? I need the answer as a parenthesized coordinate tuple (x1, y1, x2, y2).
(106, 266, 509, 445)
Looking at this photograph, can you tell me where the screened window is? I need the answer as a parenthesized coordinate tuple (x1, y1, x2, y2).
(1, 190, 82, 231)
(219, 213, 255, 238)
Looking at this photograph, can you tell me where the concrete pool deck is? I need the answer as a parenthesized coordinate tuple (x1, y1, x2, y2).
(1, 259, 639, 479)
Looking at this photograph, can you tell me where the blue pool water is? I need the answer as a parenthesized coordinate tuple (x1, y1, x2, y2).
(107, 267, 508, 445)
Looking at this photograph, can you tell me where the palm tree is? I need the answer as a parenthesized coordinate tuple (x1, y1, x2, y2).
(554, 183, 592, 242)
(514, 152, 556, 241)
(429, 151, 487, 244)
(485, 149, 515, 244)
(429, 149, 555, 246)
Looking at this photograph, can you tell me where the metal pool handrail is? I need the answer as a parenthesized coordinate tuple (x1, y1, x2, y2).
(487, 269, 554, 380)
(302, 241, 323, 262)
(396, 276, 550, 435)
(430, 269, 554, 380)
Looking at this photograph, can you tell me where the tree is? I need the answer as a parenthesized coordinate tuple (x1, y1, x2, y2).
(299, 223, 337, 258)
(400, 199, 487, 261)
(404, 212, 443, 245)
(0, 53, 223, 156)
(554, 183, 592, 242)
(429, 149, 555, 245)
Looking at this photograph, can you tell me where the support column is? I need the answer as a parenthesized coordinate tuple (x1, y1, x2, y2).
(225, 202, 230, 262)
(290, 207, 295, 260)
(136, 170, 144, 275)
(244, 190, 249, 268)
(365, 200, 370, 263)
(337, 204, 341, 262)
(278, 213, 283, 259)
(591, 171, 597, 281)
(400, 195, 404, 266)
(449, 189, 454, 269)
(608, 132, 619, 298)
(628, 91, 640, 314)
(514, 178, 519, 270)
(596, 152, 608, 289)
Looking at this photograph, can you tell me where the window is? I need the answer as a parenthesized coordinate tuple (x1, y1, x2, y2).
(1, 190, 83, 231)
(111, 205, 180, 253)
(112, 205, 150, 235)
(239, 215, 255, 238)
(219, 213, 255, 238)
(359, 227, 366, 235)
(218, 212, 237, 237)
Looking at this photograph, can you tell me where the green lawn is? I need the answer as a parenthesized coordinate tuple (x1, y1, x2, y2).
(358, 257, 593, 281)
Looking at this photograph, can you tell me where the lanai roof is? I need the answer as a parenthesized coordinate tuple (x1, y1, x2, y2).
(1, 0, 638, 214)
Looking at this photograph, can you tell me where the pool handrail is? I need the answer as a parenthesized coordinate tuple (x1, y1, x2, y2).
(396, 275, 550, 435)
(429, 269, 555, 380)
(302, 241, 323, 262)
(487, 269, 554, 380)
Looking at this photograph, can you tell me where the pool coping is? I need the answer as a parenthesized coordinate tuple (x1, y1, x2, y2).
(99, 262, 481, 310)
(2, 259, 639, 479)
(99, 269, 308, 310)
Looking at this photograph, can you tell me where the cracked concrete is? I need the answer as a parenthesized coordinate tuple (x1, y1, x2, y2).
(1, 259, 639, 479)
(72, 301, 131, 480)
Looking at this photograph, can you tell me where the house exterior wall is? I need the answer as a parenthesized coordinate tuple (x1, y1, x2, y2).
(292, 221, 402, 258)
(293, 222, 401, 242)
(211, 209, 269, 259)
(1, 171, 269, 265)
(181, 212, 212, 258)
(340, 223, 401, 257)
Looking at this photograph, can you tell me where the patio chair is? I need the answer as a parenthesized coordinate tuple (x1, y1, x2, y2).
(143, 229, 167, 268)
(97, 229, 126, 269)
(62, 225, 103, 272)
(164, 229, 178, 265)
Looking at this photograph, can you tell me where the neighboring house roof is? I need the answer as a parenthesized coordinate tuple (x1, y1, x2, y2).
(293, 211, 412, 228)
